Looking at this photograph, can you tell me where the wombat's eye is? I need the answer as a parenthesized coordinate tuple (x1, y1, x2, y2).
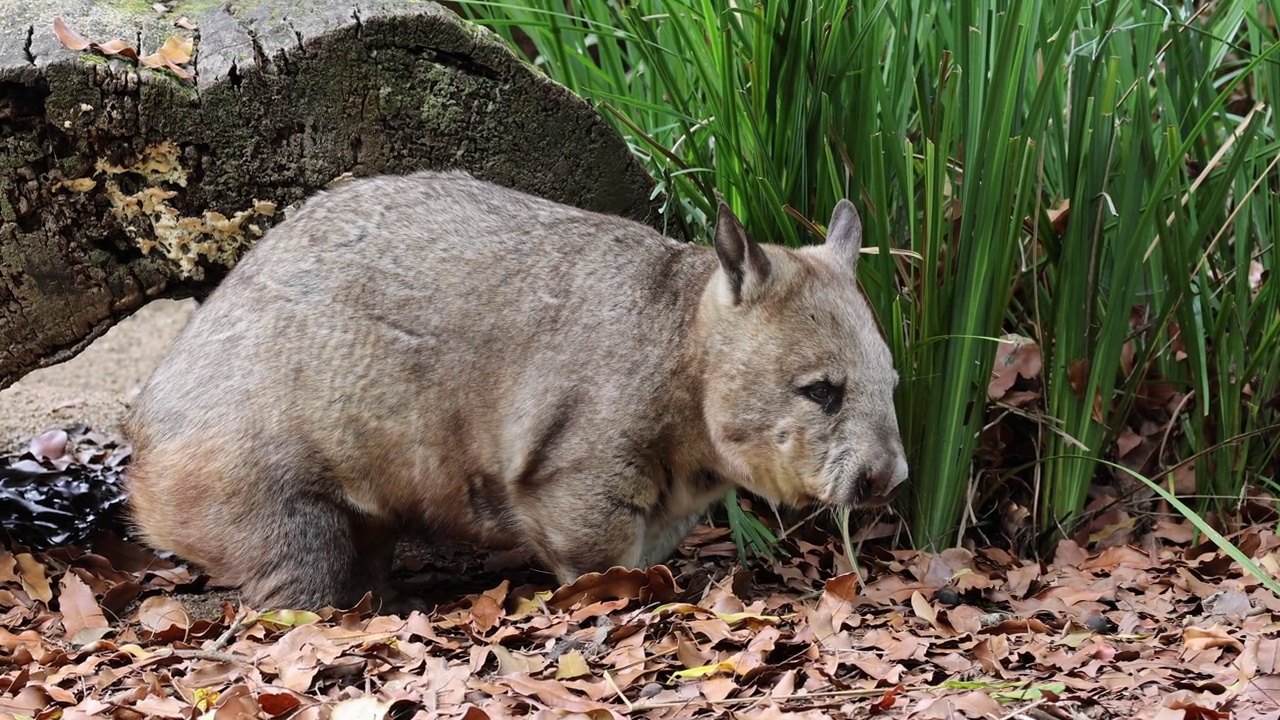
(801, 381, 843, 413)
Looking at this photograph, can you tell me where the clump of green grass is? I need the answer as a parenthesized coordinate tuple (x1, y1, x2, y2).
(458, 0, 1280, 556)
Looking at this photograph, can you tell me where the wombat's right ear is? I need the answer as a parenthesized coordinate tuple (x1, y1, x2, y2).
(824, 199, 863, 271)
(714, 202, 772, 305)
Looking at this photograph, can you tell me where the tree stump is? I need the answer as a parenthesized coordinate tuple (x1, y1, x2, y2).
(0, 0, 669, 390)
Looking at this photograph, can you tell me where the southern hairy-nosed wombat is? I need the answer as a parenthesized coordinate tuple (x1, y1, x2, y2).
(124, 171, 908, 610)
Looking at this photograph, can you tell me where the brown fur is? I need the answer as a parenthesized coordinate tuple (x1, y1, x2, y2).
(124, 171, 908, 609)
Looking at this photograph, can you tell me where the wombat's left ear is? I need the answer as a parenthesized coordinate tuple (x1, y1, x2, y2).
(715, 202, 772, 305)
(825, 199, 863, 271)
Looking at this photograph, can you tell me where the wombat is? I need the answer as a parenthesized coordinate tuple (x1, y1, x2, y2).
(124, 170, 908, 610)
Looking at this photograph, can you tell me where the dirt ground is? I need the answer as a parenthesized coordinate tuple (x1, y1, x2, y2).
(0, 299, 196, 452)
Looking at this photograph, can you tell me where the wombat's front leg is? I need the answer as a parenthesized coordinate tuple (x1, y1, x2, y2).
(520, 465, 713, 583)
(520, 470, 650, 585)
(639, 511, 704, 568)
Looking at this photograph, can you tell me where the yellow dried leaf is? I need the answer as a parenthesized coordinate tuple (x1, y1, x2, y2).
(258, 609, 321, 630)
(15, 553, 52, 603)
(193, 687, 219, 712)
(555, 649, 592, 679)
(157, 34, 194, 64)
(670, 660, 736, 680)
(116, 643, 150, 658)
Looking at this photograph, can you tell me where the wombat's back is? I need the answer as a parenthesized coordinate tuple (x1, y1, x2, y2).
(124, 172, 713, 600)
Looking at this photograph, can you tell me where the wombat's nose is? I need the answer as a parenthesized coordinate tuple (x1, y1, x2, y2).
(859, 454, 908, 508)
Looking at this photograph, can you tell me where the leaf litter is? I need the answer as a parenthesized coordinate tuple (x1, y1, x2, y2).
(53, 17, 195, 81)
(2, 428, 1280, 719)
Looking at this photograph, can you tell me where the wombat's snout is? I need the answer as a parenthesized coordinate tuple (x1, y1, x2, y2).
(840, 450, 908, 509)
(856, 452, 909, 508)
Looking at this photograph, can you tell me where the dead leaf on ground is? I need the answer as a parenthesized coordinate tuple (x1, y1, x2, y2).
(52, 17, 90, 51)
(989, 333, 1043, 400)
(548, 565, 679, 610)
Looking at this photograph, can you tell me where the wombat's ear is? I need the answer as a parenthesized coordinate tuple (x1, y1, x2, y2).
(825, 199, 863, 271)
(715, 202, 772, 305)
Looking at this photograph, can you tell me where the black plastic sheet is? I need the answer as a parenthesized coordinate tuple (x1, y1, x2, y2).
(0, 426, 131, 549)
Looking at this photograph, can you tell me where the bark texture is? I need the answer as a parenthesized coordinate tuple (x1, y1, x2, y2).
(0, 0, 670, 390)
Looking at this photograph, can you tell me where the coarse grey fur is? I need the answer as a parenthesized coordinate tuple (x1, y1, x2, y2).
(124, 171, 908, 610)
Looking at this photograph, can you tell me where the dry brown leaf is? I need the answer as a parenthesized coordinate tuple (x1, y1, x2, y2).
(548, 565, 678, 610)
(159, 55, 193, 79)
(137, 595, 191, 634)
(1183, 625, 1243, 653)
(0, 552, 18, 584)
(15, 553, 52, 603)
(698, 675, 736, 702)
(211, 684, 262, 718)
(988, 333, 1042, 399)
(911, 590, 937, 627)
(1116, 425, 1143, 458)
(915, 689, 1004, 718)
(53, 17, 90, 51)
(492, 645, 547, 676)
(95, 39, 139, 59)
(676, 635, 712, 669)
(29, 429, 68, 461)
(501, 674, 612, 714)
(469, 594, 502, 633)
(1047, 199, 1071, 235)
(256, 690, 304, 717)
(58, 572, 108, 640)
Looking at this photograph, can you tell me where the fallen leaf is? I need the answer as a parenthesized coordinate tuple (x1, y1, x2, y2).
(1184, 625, 1243, 652)
(330, 696, 391, 720)
(29, 429, 68, 461)
(136, 595, 191, 634)
(58, 572, 109, 640)
(492, 645, 547, 676)
(258, 609, 321, 631)
(256, 690, 304, 717)
(989, 333, 1042, 399)
(15, 553, 52, 603)
(699, 675, 736, 702)
(1047, 199, 1071, 234)
(157, 34, 193, 64)
(548, 565, 679, 610)
(52, 17, 90, 51)
(212, 684, 261, 717)
(94, 39, 139, 59)
(555, 649, 592, 679)
(671, 660, 735, 680)
(469, 594, 502, 633)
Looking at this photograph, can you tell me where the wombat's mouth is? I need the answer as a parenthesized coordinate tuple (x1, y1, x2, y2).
(823, 468, 902, 509)
(851, 494, 896, 510)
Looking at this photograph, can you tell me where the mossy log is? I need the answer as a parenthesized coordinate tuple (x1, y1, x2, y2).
(0, 0, 668, 390)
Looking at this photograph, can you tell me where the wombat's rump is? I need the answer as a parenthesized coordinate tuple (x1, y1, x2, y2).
(124, 171, 907, 609)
